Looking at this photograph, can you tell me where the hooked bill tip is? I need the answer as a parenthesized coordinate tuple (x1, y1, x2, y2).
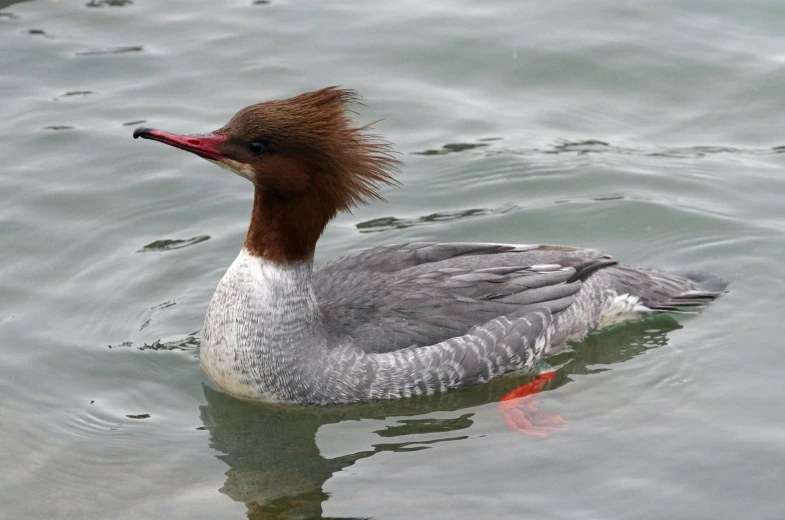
(133, 127, 152, 139)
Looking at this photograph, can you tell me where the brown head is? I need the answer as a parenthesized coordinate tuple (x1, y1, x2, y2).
(134, 87, 400, 262)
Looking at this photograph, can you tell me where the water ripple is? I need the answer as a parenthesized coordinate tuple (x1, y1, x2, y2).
(414, 139, 785, 159)
(136, 235, 210, 252)
(357, 207, 510, 233)
(85, 0, 134, 7)
(413, 142, 489, 156)
(76, 45, 142, 56)
(108, 331, 200, 352)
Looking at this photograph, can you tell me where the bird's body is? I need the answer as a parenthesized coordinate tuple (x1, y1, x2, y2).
(198, 242, 720, 404)
(134, 87, 724, 405)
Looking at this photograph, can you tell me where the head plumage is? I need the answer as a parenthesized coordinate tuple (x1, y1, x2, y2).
(219, 86, 401, 212)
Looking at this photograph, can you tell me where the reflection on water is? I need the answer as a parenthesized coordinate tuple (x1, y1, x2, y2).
(198, 316, 681, 519)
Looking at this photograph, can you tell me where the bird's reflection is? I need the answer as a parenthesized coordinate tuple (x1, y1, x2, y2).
(198, 316, 682, 519)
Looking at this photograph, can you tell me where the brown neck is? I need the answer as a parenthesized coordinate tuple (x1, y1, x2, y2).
(244, 185, 333, 263)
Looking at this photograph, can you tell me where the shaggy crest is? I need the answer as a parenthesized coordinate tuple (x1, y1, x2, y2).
(218, 86, 401, 211)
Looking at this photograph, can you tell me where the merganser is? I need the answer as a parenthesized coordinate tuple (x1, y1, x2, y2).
(133, 87, 724, 406)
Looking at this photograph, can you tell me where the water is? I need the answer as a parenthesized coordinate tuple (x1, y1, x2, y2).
(1, 1, 784, 518)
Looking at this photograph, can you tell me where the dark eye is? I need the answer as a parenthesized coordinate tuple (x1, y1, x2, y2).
(247, 141, 266, 155)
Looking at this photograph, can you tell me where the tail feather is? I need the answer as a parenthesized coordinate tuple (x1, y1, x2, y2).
(602, 265, 726, 314)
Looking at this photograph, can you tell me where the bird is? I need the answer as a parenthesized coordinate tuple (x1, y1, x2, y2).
(133, 86, 724, 408)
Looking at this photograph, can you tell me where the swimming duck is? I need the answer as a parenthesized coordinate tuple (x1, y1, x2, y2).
(133, 87, 723, 406)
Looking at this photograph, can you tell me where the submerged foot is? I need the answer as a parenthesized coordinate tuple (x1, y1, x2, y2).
(498, 371, 565, 438)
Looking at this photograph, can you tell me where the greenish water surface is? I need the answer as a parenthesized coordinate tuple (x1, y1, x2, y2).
(1, 1, 784, 518)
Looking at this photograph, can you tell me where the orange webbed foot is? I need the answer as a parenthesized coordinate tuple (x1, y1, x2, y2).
(498, 371, 566, 438)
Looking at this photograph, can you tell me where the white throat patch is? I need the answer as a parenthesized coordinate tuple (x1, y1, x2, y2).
(207, 158, 256, 182)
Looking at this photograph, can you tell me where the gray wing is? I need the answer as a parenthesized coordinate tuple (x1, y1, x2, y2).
(315, 309, 557, 403)
(314, 242, 615, 354)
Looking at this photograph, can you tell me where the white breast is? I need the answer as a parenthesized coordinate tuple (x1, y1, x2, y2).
(199, 248, 320, 402)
